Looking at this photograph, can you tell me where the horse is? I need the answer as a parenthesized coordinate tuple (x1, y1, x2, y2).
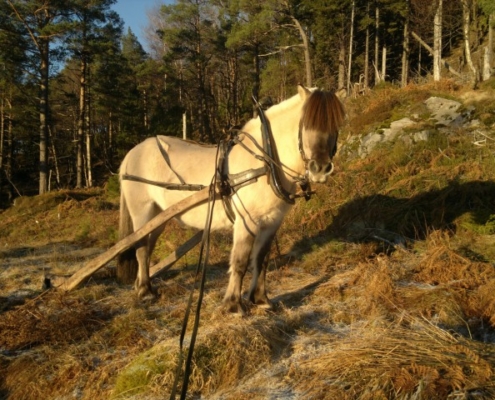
(117, 85, 345, 314)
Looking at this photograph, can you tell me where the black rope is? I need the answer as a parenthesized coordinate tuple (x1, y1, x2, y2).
(169, 146, 220, 400)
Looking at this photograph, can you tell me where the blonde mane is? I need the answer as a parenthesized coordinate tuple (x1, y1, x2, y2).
(301, 90, 346, 135)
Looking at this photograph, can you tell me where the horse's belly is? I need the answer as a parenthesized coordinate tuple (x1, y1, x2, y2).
(177, 204, 232, 231)
(155, 190, 232, 231)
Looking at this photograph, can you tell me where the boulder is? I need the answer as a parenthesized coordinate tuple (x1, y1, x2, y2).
(424, 97, 463, 127)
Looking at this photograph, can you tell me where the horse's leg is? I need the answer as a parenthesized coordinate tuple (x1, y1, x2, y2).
(247, 231, 276, 308)
(223, 223, 255, 315)
(133, 204, 163, 300)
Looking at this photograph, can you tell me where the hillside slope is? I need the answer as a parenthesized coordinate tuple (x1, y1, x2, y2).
(2, 79, 495, 399)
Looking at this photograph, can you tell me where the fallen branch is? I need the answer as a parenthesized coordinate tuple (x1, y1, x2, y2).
(411, 32, 462, 78)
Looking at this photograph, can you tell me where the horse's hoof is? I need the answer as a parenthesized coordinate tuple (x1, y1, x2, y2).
(249, 294, 275, 310)
(137, 285, 157, 301)
(221, 299, 248, 317)
(255, 300, 275, 310)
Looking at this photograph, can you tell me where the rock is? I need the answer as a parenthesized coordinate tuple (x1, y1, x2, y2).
(424, 97, 463, 126)
(359, 132, 384, 157)
(413, 130, 430, 142)
(348, 96, 480, 159)
(359, 118, 416, 157)
(382, 118, 416, 140)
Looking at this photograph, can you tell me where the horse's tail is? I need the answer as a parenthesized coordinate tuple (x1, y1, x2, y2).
(116, 186, 138, 284)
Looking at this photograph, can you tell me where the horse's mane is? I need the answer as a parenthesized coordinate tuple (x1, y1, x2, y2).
(301, 90, 346, 135)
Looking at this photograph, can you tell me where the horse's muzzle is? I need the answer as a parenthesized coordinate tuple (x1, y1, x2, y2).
(307, 159, 334, 183)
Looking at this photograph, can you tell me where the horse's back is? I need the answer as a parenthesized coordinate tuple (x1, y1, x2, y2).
(121, 136, 217, 184)
(119, 135, 231, 230)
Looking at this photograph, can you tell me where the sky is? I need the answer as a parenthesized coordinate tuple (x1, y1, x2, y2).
(112, 0, 168, 49)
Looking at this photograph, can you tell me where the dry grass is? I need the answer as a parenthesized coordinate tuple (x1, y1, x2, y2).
(2, 80, 495, 399)
(288, 317, 495, 399)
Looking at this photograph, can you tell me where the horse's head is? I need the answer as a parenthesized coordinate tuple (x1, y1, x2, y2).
(298, 85, 346, 183)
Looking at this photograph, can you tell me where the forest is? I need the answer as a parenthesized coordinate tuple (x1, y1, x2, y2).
(0, 0, 494, 206)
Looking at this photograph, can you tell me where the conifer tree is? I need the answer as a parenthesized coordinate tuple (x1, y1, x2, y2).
(5, 0, 74, 194)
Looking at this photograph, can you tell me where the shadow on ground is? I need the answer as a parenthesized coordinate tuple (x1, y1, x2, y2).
(290, 179, 495, 257)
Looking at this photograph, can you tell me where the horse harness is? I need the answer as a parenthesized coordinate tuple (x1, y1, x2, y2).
(121, 102, 315, 223)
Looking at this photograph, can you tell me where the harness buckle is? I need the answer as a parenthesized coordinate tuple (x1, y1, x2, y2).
(298, 180, 313, 201)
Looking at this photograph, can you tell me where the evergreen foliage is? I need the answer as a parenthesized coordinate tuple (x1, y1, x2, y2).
(0, 0, 493, 202)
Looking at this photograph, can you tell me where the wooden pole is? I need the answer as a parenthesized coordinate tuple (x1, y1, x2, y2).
(57, 187, 212, 291)
(150, 230, 204, 278)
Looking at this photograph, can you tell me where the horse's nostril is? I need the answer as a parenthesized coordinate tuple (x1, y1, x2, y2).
(324, 162, 334, 174)
(308, 160, 321, 174)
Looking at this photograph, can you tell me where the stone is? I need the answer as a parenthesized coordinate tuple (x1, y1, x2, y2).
(424, 97, 463, 126)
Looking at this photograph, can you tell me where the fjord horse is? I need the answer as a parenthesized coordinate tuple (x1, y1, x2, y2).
(118, 85, 345, 314)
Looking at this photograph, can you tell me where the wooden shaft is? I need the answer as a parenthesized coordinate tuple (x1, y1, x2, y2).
(58, 187, 213, 291)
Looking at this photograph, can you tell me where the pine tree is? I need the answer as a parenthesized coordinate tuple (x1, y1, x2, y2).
(5, 0, 74, 194)
(68, 0, 119, 188)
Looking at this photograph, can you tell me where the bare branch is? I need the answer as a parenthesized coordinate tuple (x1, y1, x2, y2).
(259, 44, 304, 57)
(6, 0, 41, 53)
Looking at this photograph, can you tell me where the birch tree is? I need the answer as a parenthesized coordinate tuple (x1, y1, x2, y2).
(375, 3, 382, 83)
(433, 0, 443, 81)
(401, 0, 410, 87)
(480, 0, 494, 80)
(461, 0, 478, 84)
(347, 0, 356, 94)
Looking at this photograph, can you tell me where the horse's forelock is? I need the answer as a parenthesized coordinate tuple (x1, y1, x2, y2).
(301, 90, 345, 135)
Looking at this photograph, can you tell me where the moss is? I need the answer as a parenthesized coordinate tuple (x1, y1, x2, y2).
(457, 212, 495, 235)
(113, 347, 175, 398)
(105, 175, 121, 202)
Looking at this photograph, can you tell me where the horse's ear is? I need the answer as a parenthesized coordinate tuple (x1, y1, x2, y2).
(297, 84, 311, 99)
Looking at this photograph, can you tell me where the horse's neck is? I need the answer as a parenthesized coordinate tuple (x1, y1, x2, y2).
(265, 98, 305, 175)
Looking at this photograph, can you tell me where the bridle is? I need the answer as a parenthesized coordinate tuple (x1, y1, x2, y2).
(255, 98, 314, 203)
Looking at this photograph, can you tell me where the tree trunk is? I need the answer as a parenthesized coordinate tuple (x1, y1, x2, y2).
(483, 13, 493, 81)
(48, 126, 60, 188)
(39, 38, 49, 194)
(0, 96, 4, 202)
(230, 52, 239, 125)
(85, 67, 92, 188)
(364, 1, 370, 88)
(253, 45, 261, 117)
(347, 0, 356, 95)
(433, 0, 443, 81)
(291, 16, 312, 87)
(77, 55, 86, 188)
(401, 0, 410, 87)
(462, 0, 478, 84)
(375, 4, 381, 84)
(418, 43, 422, 76)
(6, 97, 13, 200)
(338, 40, 346, 90)
(381, 46, 387, 81)
(143, 89, 149, 129)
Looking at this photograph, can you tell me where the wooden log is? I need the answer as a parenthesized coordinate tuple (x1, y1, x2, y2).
(57, 187, 213, 291)
(150, 229, 204, 278)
